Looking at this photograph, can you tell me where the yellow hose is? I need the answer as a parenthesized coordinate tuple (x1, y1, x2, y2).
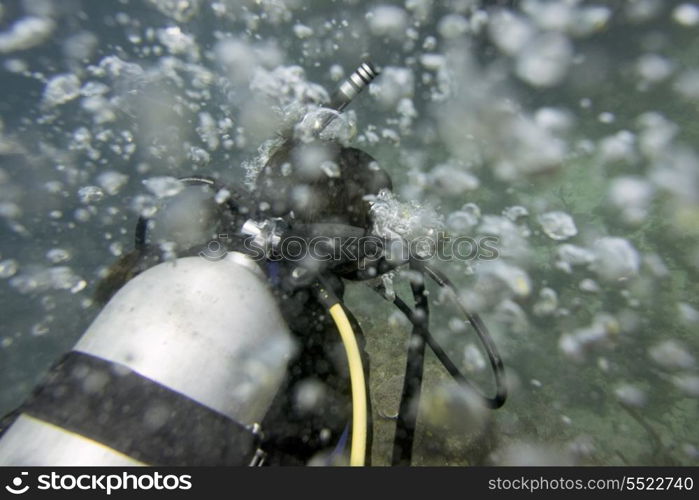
(328, 303, 367, 466)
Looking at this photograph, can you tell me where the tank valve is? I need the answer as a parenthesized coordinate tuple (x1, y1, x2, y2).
(329, 61, 380, 112)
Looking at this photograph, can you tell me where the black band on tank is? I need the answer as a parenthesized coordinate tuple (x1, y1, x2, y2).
(21, 351, 257, 466)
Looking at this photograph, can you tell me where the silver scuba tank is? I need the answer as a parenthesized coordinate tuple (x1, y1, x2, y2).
(0, 251, 294, 466)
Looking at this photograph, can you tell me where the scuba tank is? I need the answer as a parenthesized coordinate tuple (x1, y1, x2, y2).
(0, 252, 294, 466)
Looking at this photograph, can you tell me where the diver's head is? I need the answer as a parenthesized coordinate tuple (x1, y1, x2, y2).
(255, 140, 391, 228)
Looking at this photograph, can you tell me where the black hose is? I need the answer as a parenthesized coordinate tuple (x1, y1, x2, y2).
(392, 295, 503, 410)
(395, 260, 506, 409)
(391, 273, 428, 466)
(416, 261, 507, 408)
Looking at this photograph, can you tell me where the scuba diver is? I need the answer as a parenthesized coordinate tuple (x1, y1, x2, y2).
(0, 62, 506, 466)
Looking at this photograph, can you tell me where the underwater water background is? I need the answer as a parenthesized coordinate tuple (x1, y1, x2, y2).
(1, 0, 698, 465)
